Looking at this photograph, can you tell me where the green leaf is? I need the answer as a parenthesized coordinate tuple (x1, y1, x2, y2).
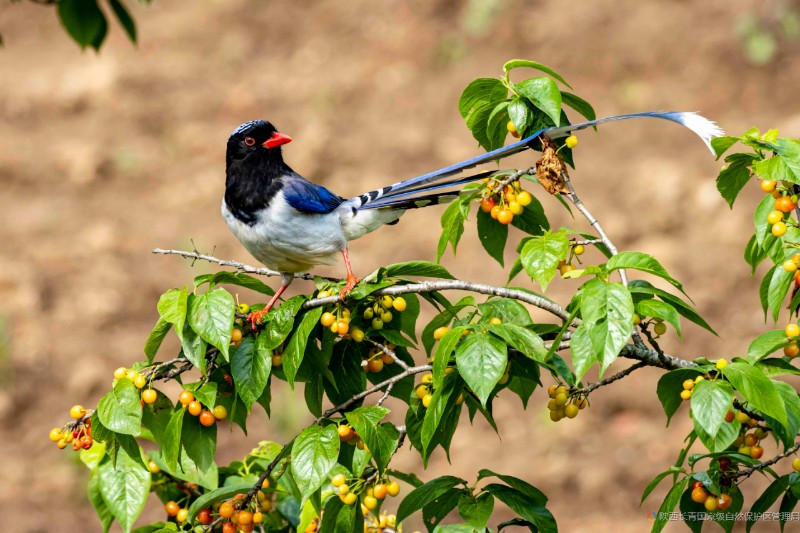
(432, 327, 465, 390)
(97, 378, 143, 436)
(161, 408, 185, 471)
(770, 381, 800, 446)
(570, 324, 595, 381)
(396, 476, 467, 524)
(607, 251, 686, 296)
(88, 472, 115, 533)
(57, 0, 107, 49)
(747, 476, 791, 532)
(477, 469, 548, 504)
(775, 138, 800, 179)
(510, 193, 549, 235)
(640, 470, 673, 505)
(515, 77, 562, 126)
(748, 329, 790, 361)
(379, 261, 455, 280)
(260, 295, 305, 352)
(561, 92, 596, 121)
(722, 362, 787, 427)
(230, 336, 271, 410)
(179, 321, 207, 374)
(484, 484, 557, 533)
(423, 488, 463, 530)
(755, 193, 780, 248)
(458, 78, 508, 119)
(519, 230, 570, 291)
(319, 494, 359, 533)
(291, 424, 340, 506)
(744, 234, 768, 274)
(181, 413, 216, 472)
(144, 318, 171, 363)
(194, 271, 275, 295)
(508, 96, 534, 136)
(283, 307, 324, 386)
(486, 100, 512, 151)
(458, 491, 494, 530)
(108, 0, 137, 43)
(628, 281, 716, 335)
(487, 323, 547, 362)
(421, 375, 462, 453)
(768, 265, 794, 322)
(651, 478, 688, 533)
(478, 298, 534, 326)
(716, 153, 756, 207)
(346, 407, 400, 472)
(690, 379, 734, 440)
(711, 136, 741, 158)
(157, 287, 188, 339)
(97, 448, 150, 533)
(503, 59, 573, 88)
(755, 155, 797, 184)
(455, 332, 508, 405)
(636, 299, 681, 339)
(656, 368, 704, 425)
(187, 483, 252, 522)
(188, 288, 235, 360)
(580, 280, 634, 375)
(477, 208, 507, 266)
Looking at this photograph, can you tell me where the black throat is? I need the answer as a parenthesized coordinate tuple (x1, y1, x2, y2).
(224, 148, 291, 225)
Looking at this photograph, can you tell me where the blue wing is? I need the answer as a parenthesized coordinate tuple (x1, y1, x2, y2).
(282, 175, 344, 214)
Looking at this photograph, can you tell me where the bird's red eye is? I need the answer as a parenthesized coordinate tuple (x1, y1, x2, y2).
(244, 137, 256, 147)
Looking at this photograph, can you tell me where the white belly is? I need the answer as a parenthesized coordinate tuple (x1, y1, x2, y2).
(221, 191, 346, 273)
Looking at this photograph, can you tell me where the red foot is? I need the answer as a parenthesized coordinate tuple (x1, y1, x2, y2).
(248, 308, 269, 329)
(339, 274, 361, 299)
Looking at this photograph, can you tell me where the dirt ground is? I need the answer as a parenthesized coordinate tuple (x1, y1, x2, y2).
(2, 1, 800, 531)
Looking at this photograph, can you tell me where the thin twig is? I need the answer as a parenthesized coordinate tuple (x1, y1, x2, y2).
(365, 339, 408, 370)
(571, 361, 648, 397)
(726, 441, 800, 482)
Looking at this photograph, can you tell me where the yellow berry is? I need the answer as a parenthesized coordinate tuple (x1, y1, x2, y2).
(392, 297, 407, 312)
(416, 385, 429, 399)
(332, 474, 346, 487)
(70, 405, 86, 419)
(715, 359, 728, 370)
(565, 135, 578, 148)
(565, 404, 579, 418)
(433, 326, 450, 341)
(350, 327, 365, 342)
(786, 324, 800, 338)
(517, 190, 532, 206)
(148, 461, 161, 473)
(785, 261, 798, 273)
(680, 389, 692, 401)
(387, 481, 400, 497)
(49, 428, 64, 442)
(574, 245, 585, 255)
(682, 379, 695, 391)
(113, 367, 128, 380)
(321, 312, 335, 327)
(506, 120, 518, 135)
(773, 222, 788, 237)
(133, 374, 147, 389)
(488, 317, 502, 325)
(422, 394, 432, 408)
(767, 210, 784, 225)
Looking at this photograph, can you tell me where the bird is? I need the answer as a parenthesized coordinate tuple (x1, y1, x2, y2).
(222, 112, 723, 326)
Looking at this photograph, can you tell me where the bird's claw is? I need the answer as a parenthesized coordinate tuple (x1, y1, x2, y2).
(339, 275, 361, 299)
(247, 309, 269, 330)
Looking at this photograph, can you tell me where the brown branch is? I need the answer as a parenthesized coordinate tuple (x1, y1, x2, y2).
(571, 361, 648, 397)
(726, 441, 800, 482)
(365, 339, 408, 370)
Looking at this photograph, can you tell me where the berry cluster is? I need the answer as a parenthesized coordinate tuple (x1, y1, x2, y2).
(317, 291, 407, 339)
(546, 384, 586, 422)
(679, 376, 703, 401)
(177, 389, 227, 427)
(557, 241, 586, 278)
(331, 473, 401, 508)
(727, 410, 768, 459)
(783, 322, 800, 358)
(113, 366, 148, 389)
(690, 480, 733, 512)
(762, 179, 797, 238)
(362, 343, 397, 373)
(362, 510, 398, 533)
(49, 405, 93, 451)
(479, 178, 534, 226)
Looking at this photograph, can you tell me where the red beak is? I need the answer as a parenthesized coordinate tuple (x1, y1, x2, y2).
(263, 132, 293, 149)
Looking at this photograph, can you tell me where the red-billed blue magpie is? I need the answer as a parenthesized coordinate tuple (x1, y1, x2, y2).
(222, 112, 722, 325)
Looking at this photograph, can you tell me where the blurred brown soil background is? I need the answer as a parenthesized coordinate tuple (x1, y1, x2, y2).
(2, 1, 800, 531)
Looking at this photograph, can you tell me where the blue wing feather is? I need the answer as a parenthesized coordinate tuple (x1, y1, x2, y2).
(282, 175, 344, 214)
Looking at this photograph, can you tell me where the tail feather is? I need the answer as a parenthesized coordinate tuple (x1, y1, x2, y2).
(351, 111, 722, 209)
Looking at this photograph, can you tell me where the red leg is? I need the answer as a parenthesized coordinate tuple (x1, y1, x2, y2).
(248, 283, 289, 329)
(339, 248, 361, 298)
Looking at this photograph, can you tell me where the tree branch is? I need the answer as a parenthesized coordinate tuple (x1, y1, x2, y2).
(726, 441, 800, 482)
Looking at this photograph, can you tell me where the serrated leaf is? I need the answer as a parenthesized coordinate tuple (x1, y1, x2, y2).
(97, 378, 143, 436)
(748, 329, 790, 361)
(88, 472, 115, 533)
(690, 379, 734, 440)
(607, 251, 686, 296)
(656, 368, 704, 425)
(711, 136, 741, 158)
(97, 448, 149, 533)
(181, 413, 216, 472)
(570, 324, 596, 381)
(161, 408, 184, 471)
(580, 280, 634, 376)
(379, 261, 455, 280)
(716, 153, 756, 207)
(476, 208, 507, 266)
(484, 484, 557, 533)
(458, 78, 508, 119)
(283, 307, 323, 386)
(519, 230, 569, 291)
(651, 478, 688, 533)
(144, 317, 171, 363)
(455, 332, 507, 405)
(230, 336, 271, 410)
(487, 323, 547, 361)
(636, 298, 682, 338)
(747, 476, 791, 532)
(768, 266, 794, 322)
(458, 491, 494, 530)
(396, 476, 466, 524)
(291, 424, 340, 506)
(722, 362, 787, 427)
(503, 59, 573, 88)
(561, 91, 596, 121)
(515, 77, 562, 126)
(188, 288, 235, 360)
(194, 271, 275, 295)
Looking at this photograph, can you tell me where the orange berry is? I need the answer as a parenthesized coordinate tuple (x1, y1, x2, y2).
(69, 405, 86, 419)
(219, 501, 235, 518)
(165, 501, 180, 516)
(199, 410, 216, 427)
(490, 205, 501, 220)
(188, 401, 202, 416)
(718, 493, 733, 510)
(373, 483, 388, 499)
(496, 209, 513, 225)
(480, 197, 496, 213)
(761, 179, 777, 193)
(691, 486, 708, 503)
(785, 342, 800, 357)
(178, 390, 194, 406)
(231, 328, 243, 343)
(141, 389, 158, 404)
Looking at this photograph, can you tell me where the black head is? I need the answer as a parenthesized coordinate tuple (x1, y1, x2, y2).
(224, 120, 295, 224)
(226, 119, 293, 171)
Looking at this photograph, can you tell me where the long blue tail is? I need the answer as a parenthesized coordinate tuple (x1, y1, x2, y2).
(352, 111, 722, 210)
